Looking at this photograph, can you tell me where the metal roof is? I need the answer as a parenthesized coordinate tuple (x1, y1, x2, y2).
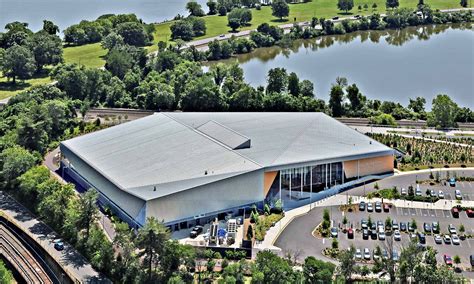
(61, 112, 393, 201)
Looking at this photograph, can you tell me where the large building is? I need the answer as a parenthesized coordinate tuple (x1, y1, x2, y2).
(60, 112, 394, 229)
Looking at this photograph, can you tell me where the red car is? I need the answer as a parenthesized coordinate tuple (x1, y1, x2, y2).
(383, 203, 390, 212)
(444, 254, 453, 266)
(466, 209, 474, 218)
(347, 228, 354, 239)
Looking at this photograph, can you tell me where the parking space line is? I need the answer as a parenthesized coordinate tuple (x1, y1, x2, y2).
(429, 209, 435, 217)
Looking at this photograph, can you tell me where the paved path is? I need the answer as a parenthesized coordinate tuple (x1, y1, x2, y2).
(0, 191, 110, 283)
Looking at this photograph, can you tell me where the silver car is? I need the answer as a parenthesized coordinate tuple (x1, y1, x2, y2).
(438, 190, 444, 198)
(451, 234, 460, 245)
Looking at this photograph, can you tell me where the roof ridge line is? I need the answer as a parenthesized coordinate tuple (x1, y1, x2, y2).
(202, 120, 251, 141)
(161, 113, 263, 168)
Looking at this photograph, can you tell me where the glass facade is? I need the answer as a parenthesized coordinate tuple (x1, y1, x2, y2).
(265, 162, 344, 210)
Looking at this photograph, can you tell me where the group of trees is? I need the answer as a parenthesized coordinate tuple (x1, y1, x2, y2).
(170, 16, 207, 41)
(63, 14, 154, 46)
(0, 21, 63, 83)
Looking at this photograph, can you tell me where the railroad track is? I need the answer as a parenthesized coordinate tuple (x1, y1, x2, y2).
(0, 222, 53, 284)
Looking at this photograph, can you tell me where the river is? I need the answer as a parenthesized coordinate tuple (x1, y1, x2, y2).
(0, 0, 208, 32)
(211, 23, 474, 109)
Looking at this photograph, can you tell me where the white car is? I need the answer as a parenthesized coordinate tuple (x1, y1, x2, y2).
(355, 248, 362, 260)
(438, 190, 444, 198)
(364, 248, 371, 260)
(451, 234, 460, 245)
(393, 230, 401, 241)
(455, 190, 462, 200)
(378, 231, 386, 240)
(401, 188, 407, 195)
(448, 224, 457, 235)
(434, 234, 442, 244)
(430, 190, 437, 197)
(443, 235, 451, 244)
(367, 203, 373, 212)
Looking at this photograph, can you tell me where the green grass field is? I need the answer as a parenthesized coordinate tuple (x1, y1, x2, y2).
(0, 70, 52, 100)
(0, 0, 464, 98)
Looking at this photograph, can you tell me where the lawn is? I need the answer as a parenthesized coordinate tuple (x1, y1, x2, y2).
(0, 0, 464, 99)
(0, 71, 52, 100)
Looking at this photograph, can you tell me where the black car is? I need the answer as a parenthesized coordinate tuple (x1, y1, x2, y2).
(400, 222, 407, 232)
(418, 232, 426, 244)
(189, 225, 204, 238)
(470, 255, 474, 266)
(359, 201, 366, 211)
(363, 229, 369, 240)
(423, 223, 431, 233)
(371, 229, 378, 240)
(54, 241, 64, 251)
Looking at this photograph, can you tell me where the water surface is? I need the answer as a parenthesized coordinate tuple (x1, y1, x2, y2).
(0, 0, 207, 32)
(213, 24, 474, 109)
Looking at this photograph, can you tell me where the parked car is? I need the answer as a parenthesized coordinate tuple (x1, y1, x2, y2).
(383, 203, 390, 212)
(448, 224, 457, 235)
(467, 209, 474, 218)
(355, 248, 362, 260)
(189, 225, 204, 238)
(423, 222, 431, 233)
(470, 255, 474, 266)
(359, 201, 366, 211)
(348, 228, 354, 239)
(331, 227, 338, 238)
(455, 189, 462, 200)
(451, 234, 460, 245)
(434, 234, 442, 244)
(392, 220, 399, 230)
(449, 177, 456, 187)
(367, 202, 374, 212)
(444, 254, 453, 265)
(394, 230, 401, 241)
(377, 220, 384, 230)
(443, 234, 451, 244)
(378, 231, 386, 240)
(400, 222, 407, 232)
(54, 240, 64, 251)
(408, 223, 415, 232)
(401, 188, 407, 195)
(364, 248, 371, 260)
(451, 207, 460, 218)
(438, 190, 444, 199)
(418, 232, 426, 244)
(361, 219, 368, 230)
(430, 190, 437, 197)
(371, 229, 378, 240)
(332, 16, 339, 20)
(362, 229, 369, 240)
(431, 221, 439, 233)
(415, 188, 422, 196)
(382, 249, 389, 260)
(375, 202, 382, 212)
(373, 249, 381, 261)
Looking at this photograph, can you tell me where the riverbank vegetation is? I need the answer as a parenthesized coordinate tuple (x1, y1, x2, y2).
(368, 133, 474, 170)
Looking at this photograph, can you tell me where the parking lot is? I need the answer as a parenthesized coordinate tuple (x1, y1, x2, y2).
(349, 169, 474, 201)
(275, 202, 474, 276)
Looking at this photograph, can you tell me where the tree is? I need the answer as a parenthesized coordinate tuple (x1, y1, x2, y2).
(427, 94, 458, 129)
(101, 32, 124, 50)
(76, 189, 100, 243)
(346, 83, 363, 111)
(0, 260, 14, 284)
(181, 77, 226, 111)
(299, 80, 314, 97)
(207, 0, 218, 14)
(41, 20, 59, 35)
(228, 8, 253, 27)
(337, 0, 354, 14)
(229, 85, 264, 111)
(329, 85, 344, 117)
(460, 0, 468, 7)
(338, 245, 356, 281)
(170, 20, 194, 41)
(186, 1, 206, 17)
(27, 31, 63, 71)
(0, 146, 37, 188)
(303, 256, 335, 283)
(253, 251, 297, 283)
(228, 18, 241, 32)
(408, 97, 426, 114)
(271, 0, 290, 21)
(105, 48, 133, 79)
(287, 72, 300, 96)
(37, 181, 75, 230)
(386, 0, 399, 9)
(113, 222, 140, 283)
(247, 224, 254, 240)
(1, 44, 36, 84)
(372, 2, 378, 10)
(136, 217, 171, 282)
(116, 22, 152, 46)
(266, 67, 288, 94)
(17, 165, 50, 204)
